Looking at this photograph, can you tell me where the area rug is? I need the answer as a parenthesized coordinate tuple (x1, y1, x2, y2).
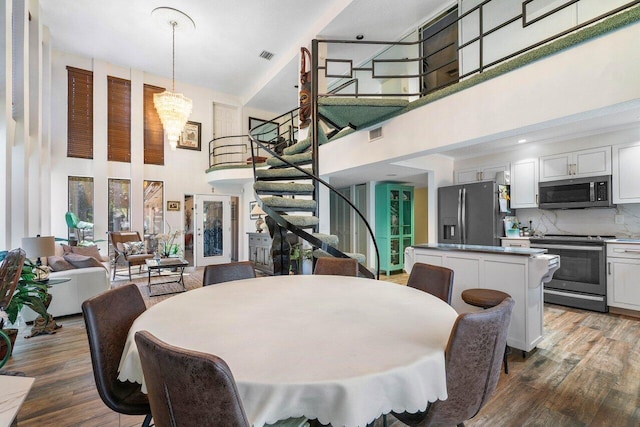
(110, 267, 205, 307)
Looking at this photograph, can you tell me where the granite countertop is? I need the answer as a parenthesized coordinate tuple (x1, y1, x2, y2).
(410, 243, 547, 256)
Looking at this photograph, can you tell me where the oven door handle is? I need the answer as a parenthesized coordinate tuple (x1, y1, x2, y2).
(530, 243, 603, 251)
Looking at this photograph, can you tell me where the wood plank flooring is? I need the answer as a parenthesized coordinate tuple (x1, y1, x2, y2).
(3, 271, 640, 426)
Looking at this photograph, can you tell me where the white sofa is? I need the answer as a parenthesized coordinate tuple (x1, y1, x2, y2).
(21, 246, 111, 322)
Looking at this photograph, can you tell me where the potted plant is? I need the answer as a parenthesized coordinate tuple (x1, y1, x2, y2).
(290, 243, 313, 275)
(0, 252, 50, 359)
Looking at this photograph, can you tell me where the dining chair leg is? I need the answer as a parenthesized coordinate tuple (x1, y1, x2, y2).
(142, 414, 152, 427)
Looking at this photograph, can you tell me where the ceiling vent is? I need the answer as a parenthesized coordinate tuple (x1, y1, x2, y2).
(369, 127, 383, 141)
(259, 50, 275, 61)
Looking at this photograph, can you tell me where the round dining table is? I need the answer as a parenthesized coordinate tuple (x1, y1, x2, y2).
(118, 274, 458, 427)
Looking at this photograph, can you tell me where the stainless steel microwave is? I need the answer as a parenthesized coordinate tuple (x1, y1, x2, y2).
(538, 175, 614, 209)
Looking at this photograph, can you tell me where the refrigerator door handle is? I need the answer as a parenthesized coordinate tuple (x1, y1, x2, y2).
(457, 188, 463, 242)
(461, 187, 467, 244)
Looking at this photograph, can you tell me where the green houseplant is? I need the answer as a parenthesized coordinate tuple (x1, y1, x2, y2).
(0, 252, 50, 327)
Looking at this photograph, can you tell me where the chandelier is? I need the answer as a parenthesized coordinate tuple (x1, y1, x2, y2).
(152, 7, 195, 150)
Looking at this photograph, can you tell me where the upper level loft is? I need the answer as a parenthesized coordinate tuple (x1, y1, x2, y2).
(207, 0, 640, 181)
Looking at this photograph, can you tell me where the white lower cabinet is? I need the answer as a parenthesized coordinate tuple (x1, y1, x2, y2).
(607, 243, 640, 311)
(408, 248, 545, 352)
(501, 238, 530, 248)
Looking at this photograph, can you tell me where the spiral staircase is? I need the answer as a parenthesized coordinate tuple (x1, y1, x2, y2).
(249, 111, 379, 279)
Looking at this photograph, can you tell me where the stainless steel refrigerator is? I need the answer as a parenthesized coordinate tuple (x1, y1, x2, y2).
(438, 181, 510, 246)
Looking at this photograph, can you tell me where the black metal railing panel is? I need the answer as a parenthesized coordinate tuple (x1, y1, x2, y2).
(317, 0, 638, 98)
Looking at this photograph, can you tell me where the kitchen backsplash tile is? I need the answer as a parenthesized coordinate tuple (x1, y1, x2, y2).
(517, 204, 640, 238)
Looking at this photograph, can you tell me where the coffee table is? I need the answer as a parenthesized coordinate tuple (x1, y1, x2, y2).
(145, 258, 188, 297)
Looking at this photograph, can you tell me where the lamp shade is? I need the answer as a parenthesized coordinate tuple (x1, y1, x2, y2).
(251, 204, 266, 216)
(21, 236, 56, 258)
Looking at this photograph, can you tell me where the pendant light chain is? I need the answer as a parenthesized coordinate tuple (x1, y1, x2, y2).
(171, 21, 176, 93)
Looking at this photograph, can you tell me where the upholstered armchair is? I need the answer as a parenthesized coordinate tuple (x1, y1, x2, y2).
(109, 231, 154, 280)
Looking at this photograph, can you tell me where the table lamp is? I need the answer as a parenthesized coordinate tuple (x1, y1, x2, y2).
(251, 204, 267, 233)
(21, 235, 56, 281)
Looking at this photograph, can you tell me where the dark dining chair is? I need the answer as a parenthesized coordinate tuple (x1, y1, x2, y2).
(407, 262, 454, 304)
(202, 261, 256, 286)
(134, 330, 250, 427)
(313, 257, 358, 276)
(393, 297, 515, 427)
(82, 284, 152, 427)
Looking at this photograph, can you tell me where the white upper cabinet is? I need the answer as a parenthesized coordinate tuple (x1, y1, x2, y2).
(455, 163, 510, 184)
(510, 158, 539, 209)
(539, 146, 611, 181)
(612, 141, 640, 204)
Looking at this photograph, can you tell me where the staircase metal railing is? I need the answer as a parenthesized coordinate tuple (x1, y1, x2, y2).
(248, 114, 380, 279)
(314, 0, 640, 100)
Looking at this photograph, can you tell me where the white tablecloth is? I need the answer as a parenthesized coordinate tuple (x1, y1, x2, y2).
(118, 275, 458, 427)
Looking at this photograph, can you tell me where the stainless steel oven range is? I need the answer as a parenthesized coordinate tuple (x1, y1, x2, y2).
(529, 234, 613, 312)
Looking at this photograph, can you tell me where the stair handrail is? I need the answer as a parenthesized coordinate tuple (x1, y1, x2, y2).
(248, 123, 381, 280)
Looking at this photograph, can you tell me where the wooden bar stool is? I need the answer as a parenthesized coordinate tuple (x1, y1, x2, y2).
(461, 288, 512, 374)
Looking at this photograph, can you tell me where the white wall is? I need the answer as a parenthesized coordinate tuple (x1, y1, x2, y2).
(48, 49, 244, 255)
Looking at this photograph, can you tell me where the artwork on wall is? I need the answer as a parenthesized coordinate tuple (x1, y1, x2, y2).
(177, 121, 201, 151)
(167, 201, 180, 211)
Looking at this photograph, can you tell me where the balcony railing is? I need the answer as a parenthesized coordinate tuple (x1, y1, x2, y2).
(208, 108, 299, 169)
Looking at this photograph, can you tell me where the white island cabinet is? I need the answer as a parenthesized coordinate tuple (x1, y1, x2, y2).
(405, 244, 559, 353)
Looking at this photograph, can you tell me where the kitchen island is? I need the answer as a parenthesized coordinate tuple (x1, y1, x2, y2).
(405, 243, 559, 353)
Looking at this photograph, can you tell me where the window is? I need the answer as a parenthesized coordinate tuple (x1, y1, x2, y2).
(68, 176, 94, 242)
(67, 67, 93, 159)
(108, 178, 131, 231)
(144, 84, 165, 165)
(420, 6, 459, 95)
(107, 76, 131, 162)
(143, 180, 164, 251)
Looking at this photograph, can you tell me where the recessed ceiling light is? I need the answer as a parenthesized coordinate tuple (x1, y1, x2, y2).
(518, 139, 527, 143)
(387, 173, 397, 177)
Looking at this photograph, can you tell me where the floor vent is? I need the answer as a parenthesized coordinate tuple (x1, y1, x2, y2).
(369, 127, 383, 141)
(259, 50, 275, 60)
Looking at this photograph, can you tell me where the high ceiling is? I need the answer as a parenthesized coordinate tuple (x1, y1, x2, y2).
(38, 0, 451, 114)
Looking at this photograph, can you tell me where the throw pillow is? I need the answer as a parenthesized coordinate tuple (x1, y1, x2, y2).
(47, 256, 75, 272)
(123, 241, 145, 255)
(63, 253, 104, 269)
(62, 244, 102, 262)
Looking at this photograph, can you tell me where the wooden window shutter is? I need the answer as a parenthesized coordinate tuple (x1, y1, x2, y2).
(144, 84, 165, 165)
(107, 76, 131, 162)
(67, 67, 93, 159)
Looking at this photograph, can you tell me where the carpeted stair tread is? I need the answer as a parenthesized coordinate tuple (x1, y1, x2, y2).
(254, 181, 315, 195)
(311, 233, 339, 247)
(285, 215, 320, 228)
(256, 167, 312, 180)
(284, 137, 311, 155)
(261, 196, 317, 211)
(313, 249, 366, 264)
(283, 126, 329, 155)
(267, 151, 312, 167)
(318, 97, 409, 130)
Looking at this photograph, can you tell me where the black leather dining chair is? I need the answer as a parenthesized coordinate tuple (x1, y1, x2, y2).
(82, 284, 152, 426)
(202, 261, 256, 286)
(392, 297, 514, 427)
(135, 330, 250, 427)
(407, 262, 454, 304)
(313, 257, 358, 276)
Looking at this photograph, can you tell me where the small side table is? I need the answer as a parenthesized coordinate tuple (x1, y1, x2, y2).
(145, 258, 189, 297)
